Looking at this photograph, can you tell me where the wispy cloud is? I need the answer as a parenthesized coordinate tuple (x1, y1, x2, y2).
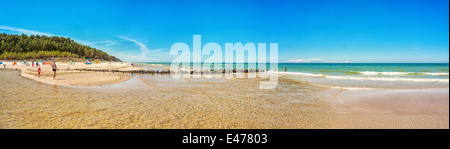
(288, 58, 351, 63)
(0, 25, 55, 36)
(0, 25, 129, 59)
(118, 36, 165, 53)
(149, 48, 165, 53)
(116, 36, 165, 62)
(118, 36, 150, 52)
(87, 40, 117, 47)
(0, 25, 102, 47)
(0, 25, 118, 46)
(413, 47, 423, 50)
(105, 42, 117, 46)
(91, 40, 113, 44)
(0, 25, 167, 62)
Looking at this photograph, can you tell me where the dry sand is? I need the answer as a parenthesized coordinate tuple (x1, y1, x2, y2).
(2, 61, 140, 86)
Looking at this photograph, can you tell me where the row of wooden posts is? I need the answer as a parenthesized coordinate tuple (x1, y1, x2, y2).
(69, 68, 269, 75)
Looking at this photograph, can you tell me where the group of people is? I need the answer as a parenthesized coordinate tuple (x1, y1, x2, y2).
(30, 61, 57, 79)
(0, 61, 57, 79)
(38, 61, 57, 79)
(31, 61, 39, 67)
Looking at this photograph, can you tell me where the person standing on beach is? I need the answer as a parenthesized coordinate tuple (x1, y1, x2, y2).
(3, 64, 5, 69)
(38, 66, 41, 78)
(32, 61, 35, 67)
(285, 67, 287, 72)
(52, 61, 57, 79)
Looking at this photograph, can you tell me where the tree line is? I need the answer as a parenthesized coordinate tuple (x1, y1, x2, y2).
(0, 33, 120, 61)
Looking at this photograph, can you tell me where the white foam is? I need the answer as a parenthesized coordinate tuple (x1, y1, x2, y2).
(329, 86, 378, 90)
(312, 84, 378, 90)
(422, 73, 449, 76)
(275, 71, 448, 82)
(326, 75, 449, 82)
(276, 72, 324, 77)
(358, 71, 449, 76)
(359, 71, 410, 75)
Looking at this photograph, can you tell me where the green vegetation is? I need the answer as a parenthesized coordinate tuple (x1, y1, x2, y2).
(0, 33, 120, 61)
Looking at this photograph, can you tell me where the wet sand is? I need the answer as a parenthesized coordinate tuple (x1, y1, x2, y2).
(325, 89, 449, 128)
(0, 68, 448, 129)
(331, 89, 449, 114)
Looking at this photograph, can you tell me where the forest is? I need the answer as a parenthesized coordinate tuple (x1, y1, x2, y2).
(0, 33, 120, 61)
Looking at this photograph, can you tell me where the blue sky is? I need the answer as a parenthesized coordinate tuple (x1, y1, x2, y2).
(1, 0, 448, 63)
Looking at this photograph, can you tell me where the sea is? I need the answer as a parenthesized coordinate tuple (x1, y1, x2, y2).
(137, 62, 449, 90)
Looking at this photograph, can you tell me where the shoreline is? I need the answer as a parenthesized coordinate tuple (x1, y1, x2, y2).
(1, 62, 448, 91)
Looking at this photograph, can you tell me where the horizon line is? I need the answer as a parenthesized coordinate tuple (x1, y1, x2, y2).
(132, 62, 450, 64)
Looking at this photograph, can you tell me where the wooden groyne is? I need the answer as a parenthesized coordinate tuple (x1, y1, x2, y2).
(68, 68, 269, 75)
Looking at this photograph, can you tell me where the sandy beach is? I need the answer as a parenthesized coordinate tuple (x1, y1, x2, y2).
(2, 61, 141, 86)
(0, 62, 448, 129)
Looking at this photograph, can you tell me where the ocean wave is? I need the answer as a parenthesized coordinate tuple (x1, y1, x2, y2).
(275, 71, 449, 82)
(312, 84, 449, 90)
(325, 76, 449, 82)
(358, 71, 409, 75)
(276, 72, 324, 77)
(421, 72, 450, 76)
(358, 71, 449, 76)
(311, 84, 378, 90)
(327, 86, 378, 90)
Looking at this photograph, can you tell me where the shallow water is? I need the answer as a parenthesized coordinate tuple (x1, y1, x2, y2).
(0, 70, 335, 129)
(1, 69, 448, 129)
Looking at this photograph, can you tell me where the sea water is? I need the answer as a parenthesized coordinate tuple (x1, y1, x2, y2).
(275, 63, 449, 89)
(138, 62, 449, 89)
